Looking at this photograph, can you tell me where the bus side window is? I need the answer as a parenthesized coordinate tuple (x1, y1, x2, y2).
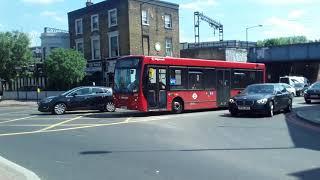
(256, 71, 263, 83)
(204, 69, 216, 90)
(188, 69, 203, 90)
(170, 68, 187, 90)
(232, 70, 246, 89)
(232, 70, 261, 89)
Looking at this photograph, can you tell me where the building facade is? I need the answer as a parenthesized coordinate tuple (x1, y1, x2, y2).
(41, 27, 70, 61)
(68, 0, 180, 86)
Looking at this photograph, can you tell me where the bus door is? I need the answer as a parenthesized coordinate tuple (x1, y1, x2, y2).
(217, 69, 231, 107)
(146, 66, 167, 110)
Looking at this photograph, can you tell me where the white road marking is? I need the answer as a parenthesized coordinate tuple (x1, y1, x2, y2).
(0, 116, 37, 124)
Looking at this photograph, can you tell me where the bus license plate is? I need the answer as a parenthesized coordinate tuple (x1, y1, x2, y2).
(238, 106, 251, 110)
(121, 106, 128, 109)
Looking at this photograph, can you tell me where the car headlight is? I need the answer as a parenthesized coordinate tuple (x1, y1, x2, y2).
(43, 98, 53, 103)
(229, 99, 235, 103)
(257, 98, 268, 104)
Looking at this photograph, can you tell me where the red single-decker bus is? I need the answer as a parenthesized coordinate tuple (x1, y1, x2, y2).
(113, 56, 265, 113)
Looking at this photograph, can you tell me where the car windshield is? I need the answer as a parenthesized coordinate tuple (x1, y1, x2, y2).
(310, 82, 320, 89)
(114, 58, 141, 93)
(242, 84, 275, 94)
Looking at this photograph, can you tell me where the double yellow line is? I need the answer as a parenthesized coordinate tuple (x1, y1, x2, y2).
(0, 116, 168, 137)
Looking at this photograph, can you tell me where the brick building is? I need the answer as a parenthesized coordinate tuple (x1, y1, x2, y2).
(68, 0, 179, 86)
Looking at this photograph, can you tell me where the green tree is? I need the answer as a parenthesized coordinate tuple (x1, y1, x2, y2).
(45, 48, 87, 90)
(0, 31, 32, 83)
(257, 36, 309, 47)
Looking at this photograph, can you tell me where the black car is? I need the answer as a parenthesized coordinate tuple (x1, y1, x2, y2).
(304, 81, 320, 104)
(38, 86, 115, 115)
(229, 83, 292, 117)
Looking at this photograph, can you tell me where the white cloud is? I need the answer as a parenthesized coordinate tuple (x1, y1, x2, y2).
(22, 0, 63, 5)
(259, 0, 313, 5)
(263, 16, 313, 38)
(288, 10, 305, 19)
(28, 31, 41, 47)
(180, 0, 218, 11)
(41, 11, 66, 23)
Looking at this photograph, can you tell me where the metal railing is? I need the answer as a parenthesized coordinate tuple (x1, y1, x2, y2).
(181, 40, 257, 50)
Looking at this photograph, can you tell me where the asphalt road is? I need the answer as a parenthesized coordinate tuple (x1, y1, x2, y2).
(0, 97, 319, 180)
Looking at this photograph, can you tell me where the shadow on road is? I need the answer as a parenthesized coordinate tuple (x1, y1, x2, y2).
(285, 103, 320, 151)
(289, 168, 320, 180)
(79, 146, 296, 155)
(219, 111, 283, 118)
(82, 108, 228, 119)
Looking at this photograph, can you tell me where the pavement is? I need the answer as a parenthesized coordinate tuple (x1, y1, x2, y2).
(0, 155, 40, 180)
(296, 109, 320, 124)
(294, 100, 320, 124)
(0, 97, 319, 180)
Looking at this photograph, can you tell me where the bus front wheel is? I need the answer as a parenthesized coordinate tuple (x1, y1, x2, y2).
(172, 99, 183, 114)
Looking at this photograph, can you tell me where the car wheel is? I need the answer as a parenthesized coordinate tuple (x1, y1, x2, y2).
(285, 99, 292, 113)
(172, 99, 183, 114)
(305, 99, 311, 104)
(53, 103, 66, 115)
(106, 102, 116, 112)
(267, 101, 274, 117)
(291, 93, 295, 98)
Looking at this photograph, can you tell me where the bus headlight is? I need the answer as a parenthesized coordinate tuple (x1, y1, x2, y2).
(257, 98, 268, 104)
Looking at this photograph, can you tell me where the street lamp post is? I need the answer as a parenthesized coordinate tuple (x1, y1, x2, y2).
(246, 25, 263, 48)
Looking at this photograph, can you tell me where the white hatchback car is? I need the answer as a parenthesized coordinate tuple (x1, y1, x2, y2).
(280, 83, 296, 97)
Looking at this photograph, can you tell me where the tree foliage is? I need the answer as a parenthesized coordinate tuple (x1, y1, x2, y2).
(257, 36, 308, 47)
(45, 48, 87, 90)
(0, 31, 32, 82)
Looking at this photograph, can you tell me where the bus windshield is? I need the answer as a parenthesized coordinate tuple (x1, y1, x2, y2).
(114, 58, 141, 93)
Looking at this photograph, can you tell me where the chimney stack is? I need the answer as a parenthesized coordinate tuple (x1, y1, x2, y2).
(86, 0, 93, 7)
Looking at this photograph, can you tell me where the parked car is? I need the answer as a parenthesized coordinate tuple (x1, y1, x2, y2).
(304, 81, 320, 104)
(229, 83, 293, 117)
(279, 83, 296, 97)
(38, 86, 115, 115)
(279, 76, 309, 87)
(294, 83, 308, 97)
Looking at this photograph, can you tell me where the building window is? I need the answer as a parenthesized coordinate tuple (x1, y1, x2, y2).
(91, 14, 99, 31)
(108, 31, 119, 58)
(142, 10, 149, 25)
(75, 18, 83, 35)
(165, 38, 173, 56)
(164, 14, 172, 29)
(108, 9, 118, 27)
(75, 39, 84, 54)
(91, 37, 101, 60)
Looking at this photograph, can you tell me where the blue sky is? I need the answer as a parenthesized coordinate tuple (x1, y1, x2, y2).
(0, 0, 319, 46)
